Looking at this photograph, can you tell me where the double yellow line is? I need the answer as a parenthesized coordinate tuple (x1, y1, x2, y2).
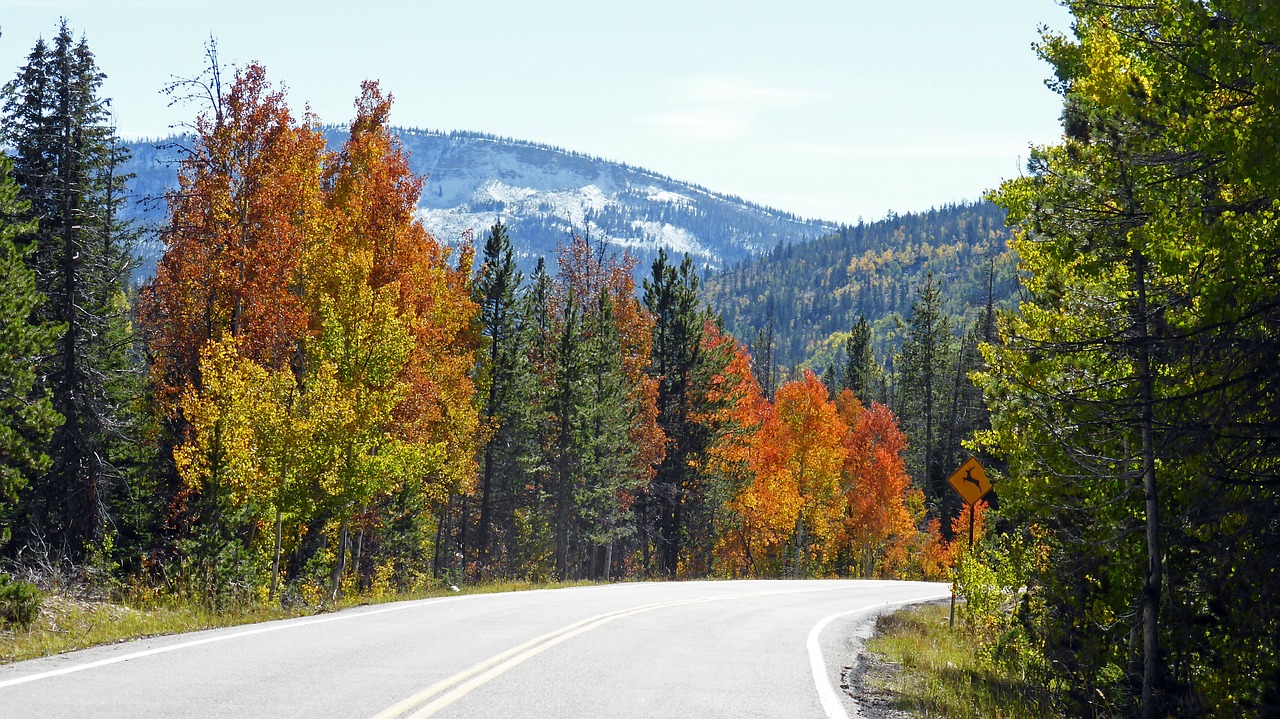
(368, 586, 840, 719)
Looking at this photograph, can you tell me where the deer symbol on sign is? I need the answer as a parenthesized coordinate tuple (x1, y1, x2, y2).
(963, 467, 981, 488)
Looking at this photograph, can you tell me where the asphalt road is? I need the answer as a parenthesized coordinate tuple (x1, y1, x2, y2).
(0, 579, 947, 718)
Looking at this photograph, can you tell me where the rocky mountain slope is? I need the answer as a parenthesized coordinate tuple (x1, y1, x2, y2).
(120, 128, 839, 279)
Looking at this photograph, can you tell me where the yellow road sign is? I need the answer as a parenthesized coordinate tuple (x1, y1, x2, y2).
(947, 457, 992, 505)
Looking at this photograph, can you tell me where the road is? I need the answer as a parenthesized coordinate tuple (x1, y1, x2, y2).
(0, 579, 947, 718)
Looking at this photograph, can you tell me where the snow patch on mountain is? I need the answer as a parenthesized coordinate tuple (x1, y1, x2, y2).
(120, 127, 839, 280)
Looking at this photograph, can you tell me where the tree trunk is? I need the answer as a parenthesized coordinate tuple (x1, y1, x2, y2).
(330, 515, 349, 603)
(637, 491, 651, 577)
(1134, 251, 1163, 718)
(793, 511, 806, 577)
(431, 501, 446, 579)
(270, 505, 283, 601)
(478, 443, 494, 568)
(353, 520, 365, 592)
(554, 453, 570, 581)
(478, 314, 501, 566)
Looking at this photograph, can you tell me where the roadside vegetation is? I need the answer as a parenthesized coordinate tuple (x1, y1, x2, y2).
(4, 4, 1279, 715)
(0, 20, 968, 654)
(0, 568, 597, 664)
(865, 530, 1062, 717)
(866, 603, 1055, 719)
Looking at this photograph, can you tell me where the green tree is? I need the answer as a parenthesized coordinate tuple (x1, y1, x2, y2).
(751, 298, 777, 399)
(982, 3, 1280, 715)
(471, 221, 522, 570)
(549, 283, 583, 580)
(642, 249, 729, 576)
(843, 315, 879, 405)
(0, 154, 63, 540)
(573, 290, 642, 579)
(897, 273, 954, 509)
(2, 22, 140, 559)
(500, 258, 557, 579)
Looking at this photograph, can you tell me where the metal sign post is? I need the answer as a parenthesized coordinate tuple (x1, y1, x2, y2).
(945, 457, 991, 628)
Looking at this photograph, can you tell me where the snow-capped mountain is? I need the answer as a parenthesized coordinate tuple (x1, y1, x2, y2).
(121, 128, 839, 279)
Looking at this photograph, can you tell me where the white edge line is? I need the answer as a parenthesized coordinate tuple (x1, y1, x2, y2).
(376, 583, 892, 719)
(807, 592, 951, 719)
(0, 583, 639, 691)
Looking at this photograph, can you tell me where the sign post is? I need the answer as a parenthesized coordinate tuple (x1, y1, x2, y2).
(945, 456, 991, 628)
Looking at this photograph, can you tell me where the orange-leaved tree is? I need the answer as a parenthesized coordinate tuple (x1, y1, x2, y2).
(774, 370, 848, 575)
(701, 328, 770, 576)
(310, 82, 480, 596)
(143, 63, 324, 417)
(141, 64, 326, 599)
(835, 389, 918, 578)
(726, 370, 848, 576)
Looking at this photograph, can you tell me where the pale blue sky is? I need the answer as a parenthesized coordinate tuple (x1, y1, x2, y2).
(1, 1, 1072, 225)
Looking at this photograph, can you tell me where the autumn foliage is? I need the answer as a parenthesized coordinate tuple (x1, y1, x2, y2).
(713, 361, 953, 579)
(132, 61, 964, 602)
(141, 67, 479, 602)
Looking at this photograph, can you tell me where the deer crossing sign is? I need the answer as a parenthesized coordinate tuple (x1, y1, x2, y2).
(946, 456, 992, 505)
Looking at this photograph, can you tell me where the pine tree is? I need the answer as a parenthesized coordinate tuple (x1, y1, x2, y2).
(897, 273, 954, 509)
(502, 258, 556, 579)
(573, 290, 641, 579)
(752, 298, 776, 399)
(2, 22, 140, 558)
(843, 315, 878, 404)
(0, 153, 63, 538)
(472, 221, 522, 571)
(642, 249, 723, 576)
(550, 283, 583, 580)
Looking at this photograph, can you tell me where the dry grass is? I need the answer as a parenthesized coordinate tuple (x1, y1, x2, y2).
(865, 603, 1057, 718)
(0, 579, 601, 665)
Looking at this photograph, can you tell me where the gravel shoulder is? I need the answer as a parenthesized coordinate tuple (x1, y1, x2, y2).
(836, 599, 950, 719)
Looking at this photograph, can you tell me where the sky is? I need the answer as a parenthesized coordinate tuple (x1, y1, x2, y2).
(0, 1, 1073, 226)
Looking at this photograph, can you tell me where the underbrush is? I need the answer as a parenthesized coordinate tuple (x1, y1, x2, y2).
(0, 573, 600, 664)
(866, 603, 1059, 718)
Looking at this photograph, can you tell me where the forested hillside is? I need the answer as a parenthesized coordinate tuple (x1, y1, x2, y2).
(6, 7, 1280, 716)
(704, 202, 1015, 371)
(0, 30, 965, 622)
(118, 128, 837, 281)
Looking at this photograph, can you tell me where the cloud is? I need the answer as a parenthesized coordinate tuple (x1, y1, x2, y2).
(641, 74, 827, 142)
(644, 109, 753, 142)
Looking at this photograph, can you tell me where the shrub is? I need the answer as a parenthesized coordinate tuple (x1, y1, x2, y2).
(0, 573, 43, 629)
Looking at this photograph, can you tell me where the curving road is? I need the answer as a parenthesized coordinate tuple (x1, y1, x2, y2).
(0, 579, 947, 718)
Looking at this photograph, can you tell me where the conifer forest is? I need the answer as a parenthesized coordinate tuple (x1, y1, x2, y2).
(2, 3, 1279, 716)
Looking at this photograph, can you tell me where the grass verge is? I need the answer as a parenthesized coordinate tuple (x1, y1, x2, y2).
(864, 603, 1054, 718)
(0, 579, 599, 665)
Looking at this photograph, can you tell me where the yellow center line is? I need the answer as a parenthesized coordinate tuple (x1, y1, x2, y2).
(370, 584, 865, 719)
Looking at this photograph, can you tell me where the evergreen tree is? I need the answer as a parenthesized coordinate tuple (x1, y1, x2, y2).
(472, 221, 522, 571)
(752, 298, 777, 399)
(573, 290, 642, 579)
(505, 258, 556, 578)
(897, 273, 954, 509)
(843, 315, 878, 404)
(550, 283, 583, 580)
(642, 249, 718, 576)
(2, 23, 140, 559)
(0, 153, 63, 540)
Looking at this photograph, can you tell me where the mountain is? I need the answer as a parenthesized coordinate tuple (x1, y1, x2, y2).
(118, 128, 839, 280)
(702, 201, 1017, 371)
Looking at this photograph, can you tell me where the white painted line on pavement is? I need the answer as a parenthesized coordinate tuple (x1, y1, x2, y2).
(0, 583, 637, 690)
(807, 592, 951, 719)
(371, 583, 924, 719)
